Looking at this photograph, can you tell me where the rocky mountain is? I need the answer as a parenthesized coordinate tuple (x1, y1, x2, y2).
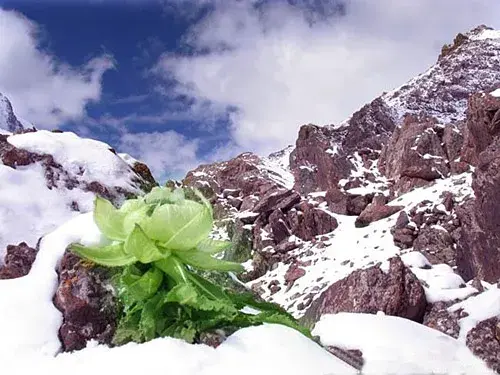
(1, 25, 500, 374)
(0, 93, 24, 133)
(182, 25, 500, 372)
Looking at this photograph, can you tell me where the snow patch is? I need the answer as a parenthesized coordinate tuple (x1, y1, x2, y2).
(313, 313, 494, 374)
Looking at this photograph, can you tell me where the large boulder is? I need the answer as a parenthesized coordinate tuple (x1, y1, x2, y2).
(355, 195, 403, 228)
(302, 257, 427, 327)
(379, 115, 450, 195)
(53, 252, 117, 352)
(461, 92, 500, 165)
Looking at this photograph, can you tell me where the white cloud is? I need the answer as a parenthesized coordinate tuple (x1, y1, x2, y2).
(119, 130, 200, 181)
(0, 8, 113, 128)
(156, 0, 500, 155)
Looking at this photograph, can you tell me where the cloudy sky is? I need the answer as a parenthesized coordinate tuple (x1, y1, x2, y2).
(1, 0, 499, 180)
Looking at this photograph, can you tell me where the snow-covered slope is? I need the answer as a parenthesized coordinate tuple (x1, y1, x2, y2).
(0, 130, 154, 261)
(382, 25, 500, 124)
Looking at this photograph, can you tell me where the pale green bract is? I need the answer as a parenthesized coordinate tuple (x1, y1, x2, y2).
(69, 187, 311, 346)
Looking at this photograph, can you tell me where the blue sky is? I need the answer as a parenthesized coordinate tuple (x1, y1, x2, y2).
(1, 0, 499, 181)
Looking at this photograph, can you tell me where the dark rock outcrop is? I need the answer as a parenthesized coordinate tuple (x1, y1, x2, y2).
(355, 195, 403, 228)
(0, 242, 38, 279)
(302, 257, 427, 326)
(466, 317, 500, 373)
(379, 115, 450, 195)
(53, 252, 117, 352)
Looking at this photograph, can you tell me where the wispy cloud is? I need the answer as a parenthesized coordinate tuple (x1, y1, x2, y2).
(155, 0, 500, 156)
(0, 8, 113, 128)
(118, 130, 201, 181)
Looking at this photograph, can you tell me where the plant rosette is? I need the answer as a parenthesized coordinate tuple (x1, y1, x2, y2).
(70, 187, 309, 345)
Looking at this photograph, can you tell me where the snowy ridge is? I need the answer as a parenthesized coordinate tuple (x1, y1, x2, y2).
(382, 26, 500, 125)
(0, 130, 149, 260)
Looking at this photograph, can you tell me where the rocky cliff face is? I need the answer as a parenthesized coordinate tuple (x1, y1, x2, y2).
(180, 25, 500, 372)
(2, 26, 500, 373)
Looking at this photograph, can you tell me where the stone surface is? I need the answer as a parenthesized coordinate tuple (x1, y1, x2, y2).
(0, 242, 38, 279)
(355, 200, 403, 228)
(466, 317, 500, 374)
(302, 257, 427, 326)
(53, 252, 117, 352)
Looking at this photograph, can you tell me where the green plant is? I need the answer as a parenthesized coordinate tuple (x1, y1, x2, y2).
(70, 187, 309, 345)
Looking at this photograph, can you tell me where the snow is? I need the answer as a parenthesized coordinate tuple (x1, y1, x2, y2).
(8, 130, 139, 191)
(314, 313, 494, 375)
(491, 88, 500, 97)
(471, 29, 500, 41)
(0, 163, 94, 260)
(249, 172, 476, 316)
(0, 212, 355, 374)
(448, 285, 500, 342)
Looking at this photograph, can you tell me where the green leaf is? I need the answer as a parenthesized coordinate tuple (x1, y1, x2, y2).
(143, 200, 212, 250)
(124, 224, 168, 263)
(119, 198, 144, 214)
(155, 257, 190, 284)
(122, 205, 152, 235)
(165, 283, 237, 314)
(176, 249, 244, 272)
(93, 196, 126, 240)
(70, 242, 136, 267)
(196, 238, 232, 255)
(144, 186, 172, 205)
(186, 271, 231, 302)
(120, 265, 164, 302)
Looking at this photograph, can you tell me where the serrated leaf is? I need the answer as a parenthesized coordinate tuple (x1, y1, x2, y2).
(124, 224, 168, 263)
(176, 249, 244, 272)
(70, 242, 136, 267)
(122, 205, 152, 235)
(186, 271, 230, 302)
(143, 200, 212, 250)
(93, 196, 126, 240)
(121, 265, 164, 302)
(196, 238, 232, 254)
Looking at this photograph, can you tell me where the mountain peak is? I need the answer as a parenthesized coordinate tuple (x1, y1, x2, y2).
(0, 93, 24, 133)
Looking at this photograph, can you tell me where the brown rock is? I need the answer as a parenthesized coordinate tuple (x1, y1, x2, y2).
(379, 115, 450, 194)
(413, 226, 456, 266)
(302, 257, 427, 326)
(53, 252, 117, 352)
(423, 301, 462, 339)
(253, 189, 301, 215)
(461, 92, 500, 165)
(284, 265, 306, 284)
(466, 317, 500, 373)
(0, 242, 38, 279)
(355, 201, 404, 228)
(288, 204, 338, 241)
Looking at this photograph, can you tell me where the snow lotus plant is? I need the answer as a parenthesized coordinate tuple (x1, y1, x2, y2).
(70, 187, 309, 345)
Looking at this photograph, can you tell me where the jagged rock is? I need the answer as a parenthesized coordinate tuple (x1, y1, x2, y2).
(290, 124, 352, 194)
(466, 317, 500, 374)
(0, 93, 24, 132)
(302, 257, 427, 326)
(413, 226, 456, 266)
(268, 209, 292, 244)
(287, 203, 338, 241)
(379, 115, 449, 195)
(53, 252, 117, 352)
(355, 198, 403, 228)
(284, 265, 306, 284)
(422, 301, 463, 339)
(462, 92, 500, 165)
(455, 131, 500, 282)
(253, 189, 301, 216)
(442, 122, 465, 163)
(0, 242, 38, 279)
